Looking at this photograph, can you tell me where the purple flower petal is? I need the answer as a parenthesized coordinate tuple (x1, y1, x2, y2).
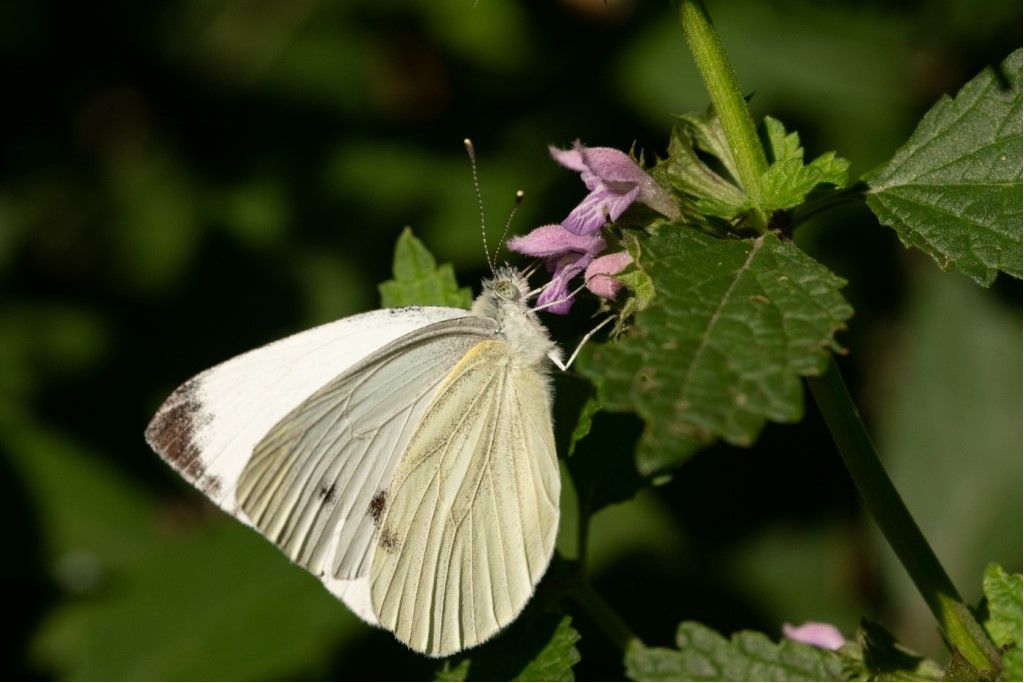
(536, 252, 593, 314)
(577, 145, 653, 189)
(550, 143, 649, 190)
(549, 144, 589, 174)
(551, 141, 680, 234)
(585, 251, 633, 300)
(782, 622, 846, 651)
(562, 186, 641, 235)
(506, 224, 606, 259)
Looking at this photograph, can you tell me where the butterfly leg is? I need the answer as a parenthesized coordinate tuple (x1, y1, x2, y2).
(547, 314, 615, 371)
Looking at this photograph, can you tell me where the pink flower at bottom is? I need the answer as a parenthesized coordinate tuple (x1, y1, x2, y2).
(782, 622, 846, 650)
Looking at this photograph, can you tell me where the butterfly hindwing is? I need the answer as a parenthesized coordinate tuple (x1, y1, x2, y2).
(369, 339, 559, 656)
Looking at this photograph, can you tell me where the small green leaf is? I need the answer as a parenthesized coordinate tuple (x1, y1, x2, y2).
(437, 614, 581, 681)
(625, 622, 849, 681)
(663, 112, 849, 222)
(663, 112, 749, 218)
(614, 232, 656, 332)
(982, 564, 1023, 681)
(579, 224, 852, 474)
(378, 227, 473, 308)
(758, 117, 850, 212)
(759, 153, 850, 212)
(514, 616, 582, 682)
(764, 116, 803, 165)
(552, 373, 600, 459)
(864, 49, 1022, 285)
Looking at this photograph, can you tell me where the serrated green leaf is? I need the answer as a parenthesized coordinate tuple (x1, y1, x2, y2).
(677, 110, 742, 183)
(378, 227, 473, 308)
(514, 616, 582, 681)
(437, 614, 580, 681)
(764, 116, 803, 165)
(758, 117, 850, 212)
(579, 224, 852, 474)
(663, 113, 748, 218)
(625, 622, 850, 681)
(864, 49, 1022, 285)
(760, 152, 850, 212)
(982, 564, 1023, 681)
(664, 113, 849, 221)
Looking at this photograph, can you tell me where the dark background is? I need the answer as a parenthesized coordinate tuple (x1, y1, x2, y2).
(2, 0, 1020, 679)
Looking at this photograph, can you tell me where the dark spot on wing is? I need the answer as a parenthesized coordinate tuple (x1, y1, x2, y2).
(145, 378, 211, 486)
(368, 490, 387, 527)
(185, 459, 205, 480)
(201, 475, 222, 497)
(379, 527, 399, 553)
(386, 306, 423, 317)
(318, 482, 337, 503)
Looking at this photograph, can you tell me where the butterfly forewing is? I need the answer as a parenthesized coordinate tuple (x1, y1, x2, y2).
(145, 307, 482, 622)
(145, 307, 474, 518)
(236, 316, 499, 587)
(369, 339, 559, 656)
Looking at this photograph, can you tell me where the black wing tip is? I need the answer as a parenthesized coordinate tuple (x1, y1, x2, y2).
(144, 379, 209, 484)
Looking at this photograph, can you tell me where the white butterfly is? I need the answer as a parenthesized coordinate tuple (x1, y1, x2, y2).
(145, 266, 567, 657)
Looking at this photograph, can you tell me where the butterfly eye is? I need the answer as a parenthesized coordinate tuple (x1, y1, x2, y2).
(495, 280, 519, 300)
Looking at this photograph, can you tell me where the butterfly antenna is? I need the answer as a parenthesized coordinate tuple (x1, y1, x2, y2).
(464, 138, 495, 275)
(493, 190, 524, 264)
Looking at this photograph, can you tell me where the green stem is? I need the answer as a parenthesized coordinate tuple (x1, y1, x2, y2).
(679, 0, 769, 230)
(678, 2, 998, 672)
(570, 580, 642, 653)
(807, 357, 1000, 677)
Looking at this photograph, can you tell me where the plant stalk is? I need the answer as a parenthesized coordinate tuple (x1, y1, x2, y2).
(570, 580, 641, 654)
(678, 1, 1000, 673)
(678, 0, 769, 230)
(807, 357, 1000, 677)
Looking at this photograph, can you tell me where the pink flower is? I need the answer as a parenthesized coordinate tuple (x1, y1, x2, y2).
(507, 224, 606, 315)
(550, 142, 679, 235)
(506, 141, 676, 314)
(585, 251, 633, 299)
(506, 224, 606, 260)
(782, 622, 846, 650)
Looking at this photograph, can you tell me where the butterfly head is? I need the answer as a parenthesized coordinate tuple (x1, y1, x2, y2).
(480, 266, 531, 305)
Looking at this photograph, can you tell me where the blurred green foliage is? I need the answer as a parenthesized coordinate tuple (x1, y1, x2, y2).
(2, 0, 1019, 679)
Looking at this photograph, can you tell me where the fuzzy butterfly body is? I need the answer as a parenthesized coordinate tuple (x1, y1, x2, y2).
(145, 267, 560, 655)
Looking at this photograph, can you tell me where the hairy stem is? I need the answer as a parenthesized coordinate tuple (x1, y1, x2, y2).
(678, 0, 768, 230)
(807, 357, 1000, 677)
